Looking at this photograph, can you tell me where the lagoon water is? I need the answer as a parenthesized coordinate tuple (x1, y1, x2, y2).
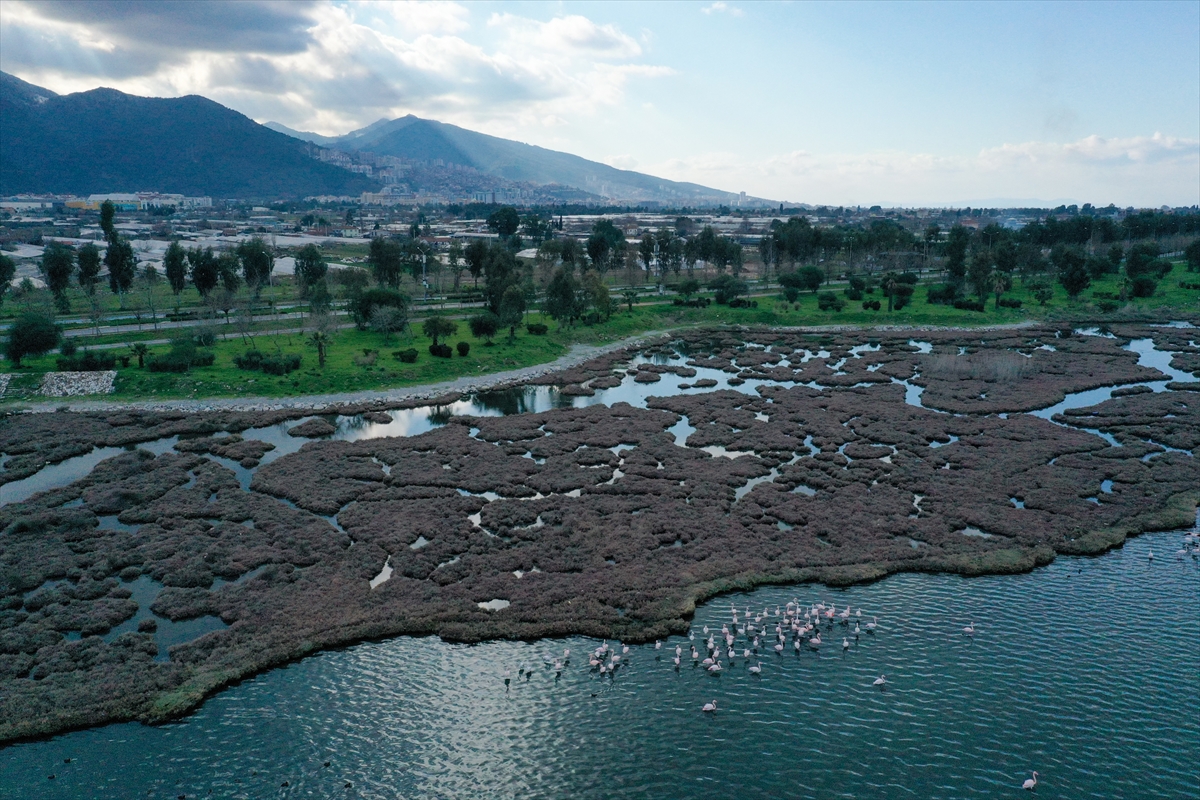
(2, 524, 1196, 799)
(3, 334, 1198, 797)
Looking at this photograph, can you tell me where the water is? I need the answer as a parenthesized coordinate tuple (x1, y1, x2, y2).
(2, 526, 1195, 799)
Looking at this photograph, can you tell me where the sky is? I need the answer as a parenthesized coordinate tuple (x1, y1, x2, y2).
(2, 0, 1198, 207)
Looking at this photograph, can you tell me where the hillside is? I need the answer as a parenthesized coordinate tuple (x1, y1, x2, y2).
(270, 114, 753, 205)
(0, 72, 374, 199)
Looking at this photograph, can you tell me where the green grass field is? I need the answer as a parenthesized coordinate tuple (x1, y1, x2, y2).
(2, 261, 1196, 405)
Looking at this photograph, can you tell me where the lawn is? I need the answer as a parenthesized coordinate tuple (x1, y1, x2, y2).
(1, 261, 1196, 405)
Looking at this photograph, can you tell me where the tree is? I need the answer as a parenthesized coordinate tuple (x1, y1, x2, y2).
(294, 243, 327, 297)
(307, 313, 336, 368)
(1126, 242, 1172, 280)
(236, 237, 274, 295)
(464, 239, 489, 288)
(77, 243, 101, 296)
(217, 252, 242, 293)
(447, 240, 464, 290)
(0, 254, 14, 307)
(188, 247, 220, 297)
(1031, 284, 1054, 306)
(469, 311, 500, 343)
(639, 233, 655, 274)
(780, 266, 822, 295)
(1185, 239, 1200, 272)
(368, 236, 404, 288)
(142, 264, 161, 331)
(757, 234, 776, 282)
(586, 232, 610, 273)
(677, 277, 700, 299)
(622, 288, 638, 312)
(881, 272, 899, 312)
(482, 242, 518, 314)
(99, 200, 116, 240)
(582, 270, 611, 320)
(587, 219, 625, 273)
(991, 269, 1012, 310)
(163, 240, 188, 306)
(545, 269, 581, 326)
(42, 241, 75, 312)
(709, 275, 747, 305)
(422, 315, 458, 347)
(354, 288, 409, 330)
(105, 237, 136, 306)
(967, 250, 994, 302)
(5, 310, 60, 367)
(944, 225, 970, 284)
(486, 206, 520, 237)
(370, 305, 406, 343)
(498, 284, 526, 341)
(129, 342, 150, 368)
(1053, 245, 1090, 298)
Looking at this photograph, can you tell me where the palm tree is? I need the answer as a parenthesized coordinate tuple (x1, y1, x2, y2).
(881, 272, 899, 312)
(991, 269, 1012, 310)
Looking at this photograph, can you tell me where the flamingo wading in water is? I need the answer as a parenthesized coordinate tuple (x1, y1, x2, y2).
(1022, 771, 1038, 791)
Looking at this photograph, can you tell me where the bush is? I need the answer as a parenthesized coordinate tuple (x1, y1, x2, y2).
(1098, 300, 1120, 313)
(456, 341, 470, 357)
(429, 343, 453, 358)
(193, 327, 217, 347)
(56, 350, 117, 371)
(845, 287, 863, 301)
(897, 272, 919, 285)
(727, 298, 757, 308)
(526, 323, 548, 335)
(672, 297, 711, 308)
(234, 350, 266, 370)
(1179, 280, 1200, 290)
(953, 298, 986, 312)
(234, 349, 299, 374)
(469, 312, 500, 343)
(926, 284, 957, 305)
(393, 348, 418, 363)
(1130, 275, 1157, 297)
(862, 299, 882, 311)
(997, 297, 1023, 309)
(892, 284, 914, 310)
(60, 338, 78, 357)
(817, 292, 845, 312)
(353, 288, 410, 329)
(5, 310, 60, 367)
(709, 275, 748, 305)
(782, 286, 800, 302)
(261, 354, 301, 375)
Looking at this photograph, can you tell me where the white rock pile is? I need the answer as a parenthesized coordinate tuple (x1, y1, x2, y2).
(39, 371, 117, 397)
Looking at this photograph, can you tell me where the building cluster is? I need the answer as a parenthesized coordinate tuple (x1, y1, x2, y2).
(1, 193, 212, 212)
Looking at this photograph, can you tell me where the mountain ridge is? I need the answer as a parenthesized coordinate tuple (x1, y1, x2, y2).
(267, 114, 755, 205)
(0, 72, 374, 199)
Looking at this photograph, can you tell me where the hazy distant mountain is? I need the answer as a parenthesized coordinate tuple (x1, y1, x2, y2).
(268, 114, 755, 205)
(0, 71, 374, 199)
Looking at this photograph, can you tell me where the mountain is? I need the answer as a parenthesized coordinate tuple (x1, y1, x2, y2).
(0, 72, 374, 199)
(269, 114, 755, 206)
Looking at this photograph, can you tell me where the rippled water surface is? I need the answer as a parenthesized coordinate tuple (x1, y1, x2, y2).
(3, 524, 1196, 800)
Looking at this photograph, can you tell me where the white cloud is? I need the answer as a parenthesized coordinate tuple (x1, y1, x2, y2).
(651, 134, 1200, 207)
(701, 3, 744, 17)
(605, 155, 639, 170)
(0, 1, 668, 138)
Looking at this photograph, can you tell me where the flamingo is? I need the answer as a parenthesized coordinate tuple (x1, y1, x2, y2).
(563, 648, 570, 660)
(842, 637, 850, 652)
(676, 645, 683, 657)
(873, 674, 887, 689)
(749, 661, 763, 675)
(673, 655, 681, 668)
(1148, 550, 1154, 561)
(707, 661, 723, 673)
(809, 634, 822, 648)
(774, 642, 784, 654)
(654, 640, 662, 651)
(701, 700, 717, 713)
(853, 622, 861, 638)
(866, 617, 878, 633)
(1022, 771, 1038, 791)
(622, 645, 630, 655)
(963, 622, 975, 636)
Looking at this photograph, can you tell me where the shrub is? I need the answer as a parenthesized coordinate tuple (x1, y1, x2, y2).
(234, 350, 266, 370)
(456, 341, 470, 357)
(193, 327, 217, 347)
(56, 350, 117, 371)
(526, 323, 548, 335)
(892, 284, 915, 310)
(60, 338, 78, 357)
(997, 297, 1023, 309)
(953, 298, 986, 312)
(782, 286, 800, 302)
(469, 312, 500, 343)
(1097, 300, 1120, 313)
(926, 284, 957, 304)
(393, 348, 419, 363)
(817, 292, 845, 312)
(261, 354, 301, 375)
(353, 288, 410, 329)
(862, 299, 882, 311)
(5, 310, 60, 367)
(429, 343, 453, 358)
(709, 275, 748, 305)
(1179, 280, 1200, 290)
(845, 287, 863, 301)
(897, 272, 919, 285)
(1130, 275, 1157, 298)
(727, 298, 758, 308)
